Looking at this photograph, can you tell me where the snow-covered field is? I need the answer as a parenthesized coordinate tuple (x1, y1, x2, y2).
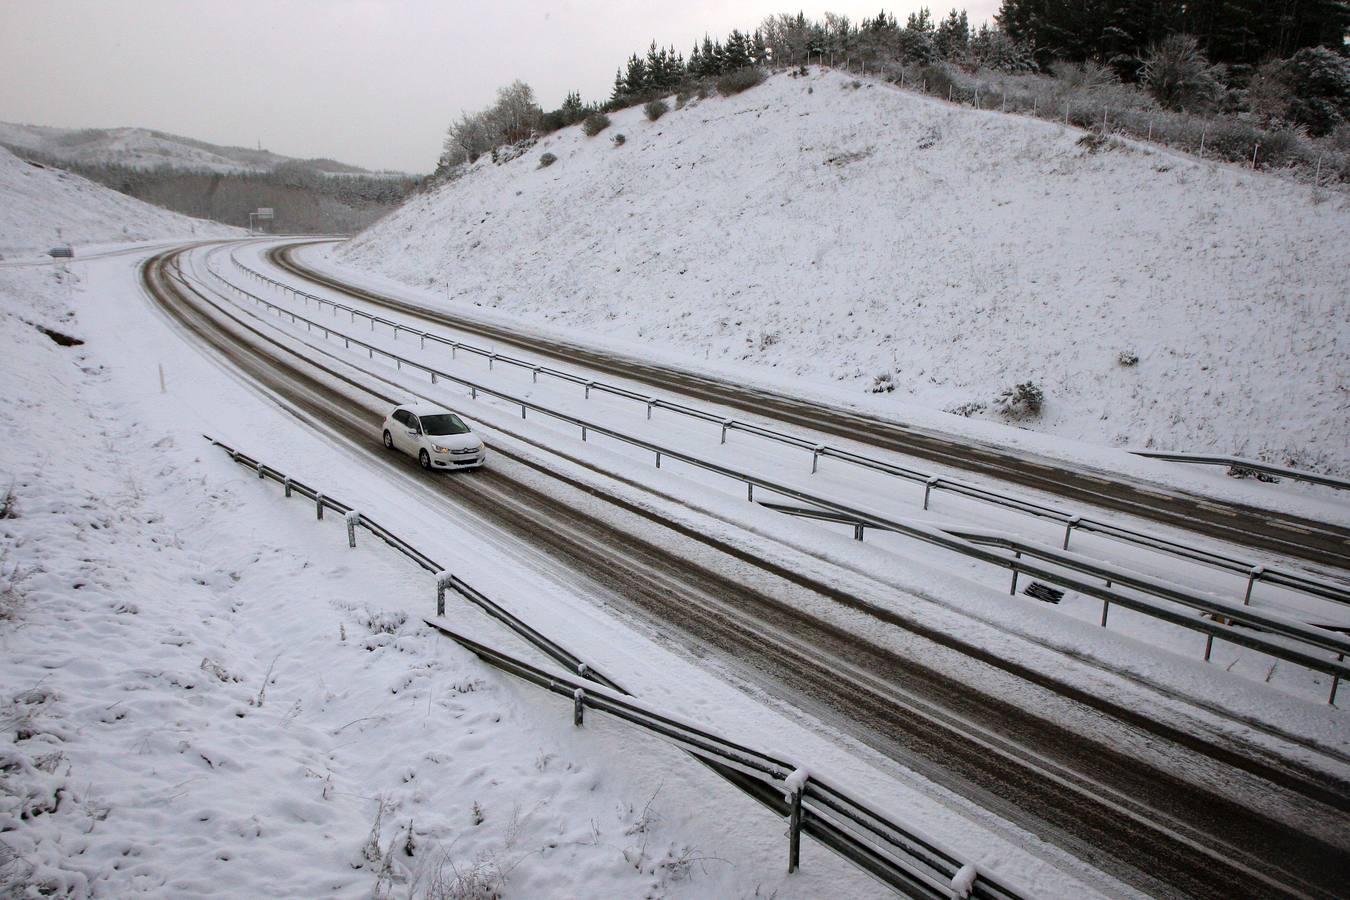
(0, 146, 234, 258)
(335, 67, 1350, 476)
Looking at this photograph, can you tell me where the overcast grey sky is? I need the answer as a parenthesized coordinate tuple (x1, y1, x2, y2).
(0, 1, 1000, 173)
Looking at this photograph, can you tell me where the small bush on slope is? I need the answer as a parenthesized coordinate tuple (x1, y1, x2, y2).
(716, 68, 765, 96)
(538, 152, 557, 168)
(644, 99, 670, 121)
(994, 382, 1044, 420)
(581, 113, 611, 137)
(1143, 35, 1225, 112)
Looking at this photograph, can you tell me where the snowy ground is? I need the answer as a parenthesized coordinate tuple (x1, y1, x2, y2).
(0, 146, 235, 258)
(334, 66, 1350, 477)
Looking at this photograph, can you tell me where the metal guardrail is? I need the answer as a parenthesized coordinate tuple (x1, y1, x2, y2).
(1131, 451, 1350, 492)
(203, 435, 1022, 899)
(228, 250, 1350, 611)
(189, 260, 1350, 702)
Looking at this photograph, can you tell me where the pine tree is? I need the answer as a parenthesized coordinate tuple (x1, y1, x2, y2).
(936, 8, 971, 59)
(724, 30, 751, 70)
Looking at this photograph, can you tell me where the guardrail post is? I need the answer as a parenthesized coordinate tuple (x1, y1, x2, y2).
(1009, 552, 1020, 595)
(436, 571, 452, 617)
(580, 425, 588, 442)
(655, 451, 662, 469)
(489, 354, 495, 371)
(1100, 599, 1110, 627)
(573, 688, 586, 726)
(1243, 566, 1264, 606)
(450, 342, 457, 360)
(585, 380, 594, 399)
(747, 483, 755, 502)
(1063, 515, 1080, 550)
(646, 398, 655, 420)
(1204, 634, 1215, 662)
(283, 476, 292, 498)
(315, 493, 324, 520)
(521, 403, 527, 420)
(787, 780, 804, 873)
(1331, 656, 1342, 706)
(811, 445, 824, 474)
(923, 476, 940, 510)
(721, 419, 734, 445)
(345, 511, 360, 548)
(420, 334, 426, 350)
(392, 325, 399, 341)
(854, 524, 864, 541)
(471, 386, 478, 400)
(533, 366, 540, 384)
(257, 465, 266, 480)
(431, 372, 437, 384)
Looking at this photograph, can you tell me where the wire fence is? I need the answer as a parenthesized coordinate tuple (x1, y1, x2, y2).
(203, 435, 1024, 899)
(188, 258, 1350, 704)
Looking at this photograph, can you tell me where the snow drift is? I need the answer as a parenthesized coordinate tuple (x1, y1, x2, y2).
(336, 67, 1350, 475)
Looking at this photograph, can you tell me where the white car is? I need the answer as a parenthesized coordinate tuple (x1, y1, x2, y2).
(382, 401, 485, 470)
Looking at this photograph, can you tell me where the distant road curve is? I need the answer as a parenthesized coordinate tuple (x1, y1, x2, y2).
(271, 241, 1350, 571)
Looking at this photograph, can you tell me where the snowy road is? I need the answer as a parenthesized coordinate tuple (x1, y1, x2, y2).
(274, 240, 1350, 572)
(142, 241, 1350, 898)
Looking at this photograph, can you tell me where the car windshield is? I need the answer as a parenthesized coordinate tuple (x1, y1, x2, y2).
(419, 413, 469, 436)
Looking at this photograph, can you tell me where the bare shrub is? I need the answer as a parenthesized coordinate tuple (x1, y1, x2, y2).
(1117, 350, 1139, 366)
(994, 381, 1044, 419)
(643, 99, 669, 121)
(716, 68, 766, 95)
(581, 113, 611, 137)
(945, 400, 986, 417)
(363, 608, 407, 635)
(869, 372, 895, 394)
(423, 850, 506, 900)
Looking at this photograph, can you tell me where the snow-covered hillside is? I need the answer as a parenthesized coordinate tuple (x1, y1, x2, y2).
(0, 145, 235, 256)
(336, 67, 1350, 475)
(0, 122, 403, 177)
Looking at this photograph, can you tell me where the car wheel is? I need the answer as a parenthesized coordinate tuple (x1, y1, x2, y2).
(382, 430, 394, 450)
(419, 449, 431, 470)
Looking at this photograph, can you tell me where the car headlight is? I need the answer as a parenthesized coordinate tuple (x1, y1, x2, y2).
(432, 444, 451, 453)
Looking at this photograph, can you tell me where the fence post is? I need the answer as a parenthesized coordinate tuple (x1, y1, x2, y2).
(315, 493, 324, 520)
(436, 571, 453, 617)
(573, 688, 586, 727)
(1204, 634, 1215, 662)
(1100, 599, 1110, 627)
(345, 511, 360, 548)
(1243, 566, 1264, 606)
(283, 476, 292, 498)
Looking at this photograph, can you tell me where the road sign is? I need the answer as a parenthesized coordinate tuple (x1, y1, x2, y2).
(256, 208, 274, 219)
